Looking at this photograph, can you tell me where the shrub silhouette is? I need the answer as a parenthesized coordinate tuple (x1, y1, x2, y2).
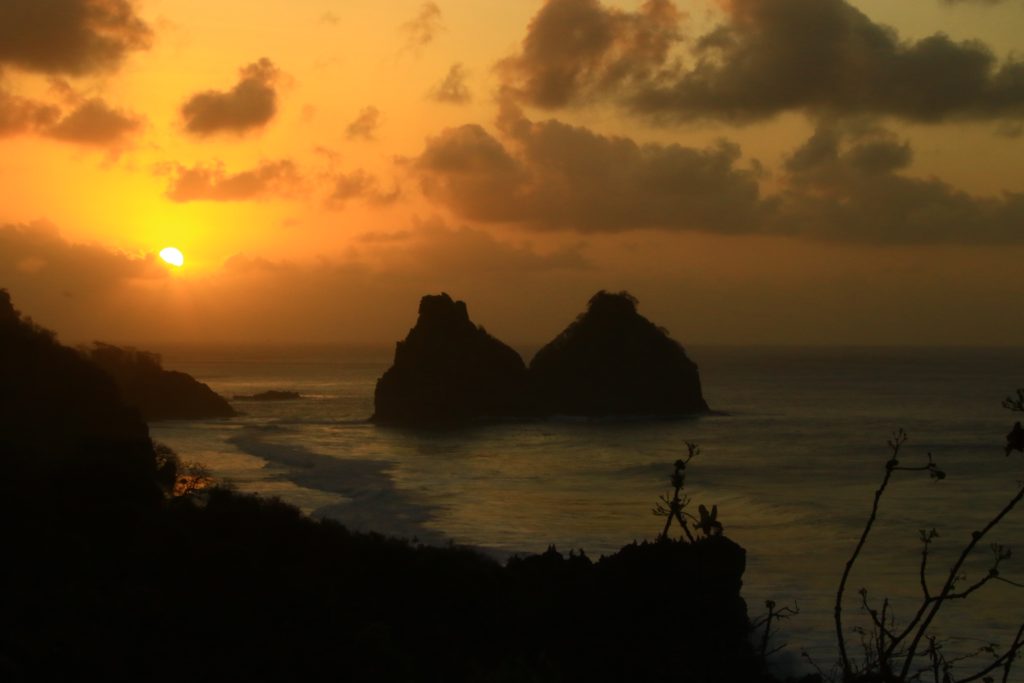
(829, 412, 1024, 682)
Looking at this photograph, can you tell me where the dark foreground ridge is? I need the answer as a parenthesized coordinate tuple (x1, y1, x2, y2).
(84, 342, 236, 421)
(374, 290, 709, 426)
(0, 288, 767, 681)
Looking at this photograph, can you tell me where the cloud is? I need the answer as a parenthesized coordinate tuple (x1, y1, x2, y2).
(161, 160, 300, 202)
(402, 2, 443, 52)
(319, 11, 340, 25)
(45, 98, 141, 145)
(327, 170, 399, 208)
(0, 86, 59, 136)
(629, 0, 1024, 124)
(181, 59, 279, 136)
(401, 221, 589, 273)
(0, 80, 139, 148)
(412, 103, 1024, 244)
(941, 0, 1008, 4)
(412, 102, 765, 233)
(430, 63, 472, 104)
(0, 0, 151, 76)
(498, 0, 680, 108)
(502, 0, 1024, 125)
(345, 106, 380, 140)
(772, 126, 1024, 243)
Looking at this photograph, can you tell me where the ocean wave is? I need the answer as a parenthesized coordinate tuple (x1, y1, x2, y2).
(227, 430, 444, 544)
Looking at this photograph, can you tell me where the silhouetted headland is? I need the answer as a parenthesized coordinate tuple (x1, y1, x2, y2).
(84, 342, 236, 420)
(531, 290, 709, 417)
(373, 292, 532, 426)
(1, 288, 776, 682)
(374, 290, 708, 427)
(234, 390, 303, 401)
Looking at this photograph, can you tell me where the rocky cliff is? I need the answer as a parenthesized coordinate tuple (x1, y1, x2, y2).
(373, 293, 531, 426)
(530, 290, 708, 417)
(374, 291, 708, 426)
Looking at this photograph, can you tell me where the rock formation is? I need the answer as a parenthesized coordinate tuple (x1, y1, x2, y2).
(234, 390, 302, 401)
(84, 343, 236, 421)
(373, 293, 530, 426)
(373, 291, 708, 426)
(530, 290, 708, 416)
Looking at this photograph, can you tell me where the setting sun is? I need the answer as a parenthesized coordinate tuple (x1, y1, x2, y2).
(159, 247, 184, 267)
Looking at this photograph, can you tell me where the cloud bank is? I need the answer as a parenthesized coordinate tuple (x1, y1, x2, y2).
(412, 105, 1024, 244)
(502, 0, 1024, 124)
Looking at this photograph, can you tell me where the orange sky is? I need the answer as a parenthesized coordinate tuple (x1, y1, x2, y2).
(1, 0, 1023, 347)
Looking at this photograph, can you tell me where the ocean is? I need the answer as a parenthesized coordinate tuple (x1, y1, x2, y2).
(150, 345, 1024, 676)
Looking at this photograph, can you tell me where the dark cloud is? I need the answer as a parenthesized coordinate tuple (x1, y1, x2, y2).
(0, 80, 139, 148)
(412, 105, 1024, 244)
(431, 63, 472, 104)
(402, 3, 443, 52)
(499, 0, 679, 108)
(161, 160, 300, 202)
(345, 106, 380, 140)
(0, 0, 151, 76)
(503, 0, 1024, 124)
(327, 169, 400, 208)
(181, 59, 279, 136)
(412, 103, 765, 233)
(630, 0, 1024, 123)
(773, 126, 1024, 243)
(45, 98, 141, 145)
(0, 86, 59, 135)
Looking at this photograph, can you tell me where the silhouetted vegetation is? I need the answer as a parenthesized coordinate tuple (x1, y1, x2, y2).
(828, 417, 1024, 682)
(83, 341, 236, 420)
(1, 288, 763, 682)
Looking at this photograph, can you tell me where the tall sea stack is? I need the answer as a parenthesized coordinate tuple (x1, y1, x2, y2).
(530, 290, 708, 417)
(373, 293, 530, 426)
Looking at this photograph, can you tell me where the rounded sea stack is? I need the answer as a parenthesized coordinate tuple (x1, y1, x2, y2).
(529, 290, 709, 417)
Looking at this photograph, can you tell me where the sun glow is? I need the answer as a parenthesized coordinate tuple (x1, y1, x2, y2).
(160, 247, 185, 267)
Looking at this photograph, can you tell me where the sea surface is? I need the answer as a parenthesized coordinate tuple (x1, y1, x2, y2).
(150, 345, 1024, 677)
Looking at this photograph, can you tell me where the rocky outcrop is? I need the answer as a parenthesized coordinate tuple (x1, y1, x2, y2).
(373, 291, 708, 426)
(530, 291, 709, 417)
(234, 390, 302, 401)
(84, 343, 236, 421)
(373, 293, 531, 426)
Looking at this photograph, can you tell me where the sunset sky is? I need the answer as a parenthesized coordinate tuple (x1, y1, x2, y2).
(1, 0, 1023, 347)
